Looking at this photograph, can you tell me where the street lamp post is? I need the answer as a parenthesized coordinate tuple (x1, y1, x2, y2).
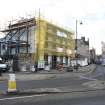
(75, 20, 82, 71)
(75, 20, 78, 71)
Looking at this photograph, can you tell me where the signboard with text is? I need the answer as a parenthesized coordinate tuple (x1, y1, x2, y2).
(38, 60, 45, 68)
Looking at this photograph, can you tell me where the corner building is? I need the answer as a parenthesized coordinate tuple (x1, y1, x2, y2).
(0, 18, 75, 69)
(37, 19, 75, 69)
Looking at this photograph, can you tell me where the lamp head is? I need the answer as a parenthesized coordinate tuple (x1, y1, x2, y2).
(80, 21, 83, 25)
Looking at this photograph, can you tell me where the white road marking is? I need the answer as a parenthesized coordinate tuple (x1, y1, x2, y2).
(79, 75, 97, 80)
(0, 94, 46, 101)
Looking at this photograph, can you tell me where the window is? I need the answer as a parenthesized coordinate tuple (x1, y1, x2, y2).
(57, 30, 67, 38)
(2, 44, 5, 50)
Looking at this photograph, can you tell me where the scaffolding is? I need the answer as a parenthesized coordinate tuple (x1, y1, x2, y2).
(0, 18, 36, 71)
(0, 16, 75, 70)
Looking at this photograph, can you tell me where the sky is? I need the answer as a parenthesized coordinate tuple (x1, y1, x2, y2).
(0, 0, 105, 54)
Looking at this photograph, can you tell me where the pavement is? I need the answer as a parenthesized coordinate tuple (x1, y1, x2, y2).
(1, 64, 105, 95)
(0, 64, 95, 81)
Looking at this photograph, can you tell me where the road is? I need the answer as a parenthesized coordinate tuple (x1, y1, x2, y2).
(0, 65, 105, 105)
(0, 89, 105, 105)
(0, 76, 88, 92)
(82, 65, 105, 80)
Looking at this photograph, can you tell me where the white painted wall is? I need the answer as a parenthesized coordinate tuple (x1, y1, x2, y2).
(71, 58, 88, 67)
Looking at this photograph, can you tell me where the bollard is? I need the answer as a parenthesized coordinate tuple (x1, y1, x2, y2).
(8, 73, 17, 93)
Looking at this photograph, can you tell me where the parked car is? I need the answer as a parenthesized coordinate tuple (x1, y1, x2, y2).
(101, 59, 105, 66)
(0, 58, 9, 72)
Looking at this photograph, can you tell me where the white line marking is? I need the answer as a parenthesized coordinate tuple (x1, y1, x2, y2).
(0, 94, 46, 101)
(80, 75, 97, 80)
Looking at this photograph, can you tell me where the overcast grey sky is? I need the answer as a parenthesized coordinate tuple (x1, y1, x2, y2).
(0, 0, 105, 54)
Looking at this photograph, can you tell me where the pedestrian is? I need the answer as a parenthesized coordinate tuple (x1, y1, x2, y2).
(0, 68, 2, 76)
(34, 62, 38, 72)
(0, 59, 2, 76)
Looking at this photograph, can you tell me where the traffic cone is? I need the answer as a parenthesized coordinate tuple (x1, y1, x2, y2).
(7, 74, 17, 93)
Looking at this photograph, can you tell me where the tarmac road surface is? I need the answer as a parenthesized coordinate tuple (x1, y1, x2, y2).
(0, 89, 105, 105)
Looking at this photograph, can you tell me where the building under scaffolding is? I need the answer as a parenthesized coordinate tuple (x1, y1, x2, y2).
(0, 17, 75, 70)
